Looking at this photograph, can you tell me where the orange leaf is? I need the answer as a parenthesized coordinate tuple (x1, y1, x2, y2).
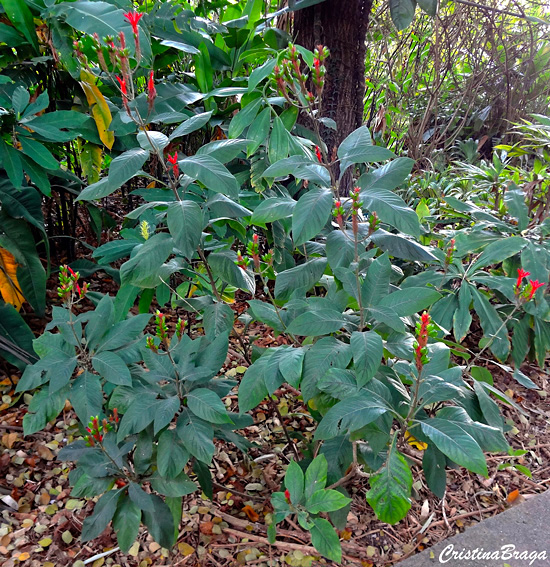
(0, 248, 25, 310)
(242, 505, 259, 522)
(507, 489, 520, 503)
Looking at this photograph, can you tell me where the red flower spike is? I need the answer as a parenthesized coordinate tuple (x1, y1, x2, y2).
(124, 11, 143, 35)
(116, 75, 127, 96)
(284, 489, 291, 503)
(167, 152, 179, 177)
(253, 233, 258, 243)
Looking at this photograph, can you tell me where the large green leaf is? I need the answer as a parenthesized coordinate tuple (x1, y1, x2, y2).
(371, 230, 437, 261)
(167, 201, 203, 259)
(170, 111, 213, 140)
(309, 517, 342, 563)
(0, 302, 36, 370)
(360, 186, 420, 236)
(337, 126, 395, 175)
(197, 139, 249, 163)
(246, 106, 271, 156)
(362, 252, 391, 307)
(389, 0, 416, 30)
(229, 97, 262, 138)
(176, 410, 215, 464)
(315, 393, 389, 440)
(108, 148, 149, 189)
(422, 444, 447, 498)
(252, 197, 296, 223)
(470, 287, 510, 362)
(153, 396, 181, 435)
(285, 460, 304, 505)
(420, 418, 488, 476)
(268, 115, 289, 165)
(468, 236, 526, 274)
(274, 258, 327, 301)
(70, 371, 102, 423)
(187, 388, 232, 424)
(157, 429, 190, 478)
(286, 308, 344, 336)
(304, 454, 328, 500)
(262, 156, 331, 185)
(81, 489, 123, 542)
(112, 494, 141, 553)
(238, 355, 269, 412)
(19, 137, 59, 170)
(366, 439, 412, 524)
(292, 188, 332, 246)
(453, 283, 472, 342)
(92, 351, 131, 386)
(350, 331, 383, 387)
(306, 489, 351, 514)
(208, 250, 256, 294)
(142, 494, 176, 549)
(417, 0, 437, 16)
(357, 157, 415, 192)
(0, 0, 39, 52)
(378, 287, 441, 316)
(179, 155, 239, 199)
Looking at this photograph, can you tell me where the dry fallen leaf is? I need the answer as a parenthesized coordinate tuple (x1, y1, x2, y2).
(241, 505, 259, 522)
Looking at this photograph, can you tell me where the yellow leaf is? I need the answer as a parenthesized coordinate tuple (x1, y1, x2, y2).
(178, 542, 194, 556)
(79, 70, 115, 149)
(0, 248, 25, 310)
(16, 552, 30, 561)
(38, 537, 52, 547)
(404, 430, 428, 451)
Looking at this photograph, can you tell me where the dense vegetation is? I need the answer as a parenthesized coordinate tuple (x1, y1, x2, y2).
(0, 0, 549, 563)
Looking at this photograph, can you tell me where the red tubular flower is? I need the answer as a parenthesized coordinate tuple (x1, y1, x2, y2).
(284, 489, 291, 503)
(415, 312, 431, 372)
(124, 11, 143, 35)
(515, 268, 530, 291)
(526, 279, 545, 300)
(167, 152, 179, 177)
(116, 75, 127, 96)
(315, 146, 322, 163)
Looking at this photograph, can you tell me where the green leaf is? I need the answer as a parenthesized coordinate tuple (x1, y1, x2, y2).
(468, 237, 526, 273)
(167, 201, 203, 259)
(176, 410, 215, 464)
(315, 393, 389, 440)
(470, 287, 510, 362)
(292, 188, 332, 246)
(337, 126, 395, 175)
(157, 429, 190, 478)
(417, 0, 437, 16)
(504, 183, 529, 232)
(357, 157, 414, 192)
(117, 394, 157, 440)
(362, 252, 391, 307)
(92, 351, 131, 386)
(112, 494, 141, 553)
(304, 454, 328, 500)
(154, 397, 181, 435)
(389, 0, 417, 30)
(246, 106, 271, 156)
(252, 197, 296, 223)
(379, 287, 441, 316)
(137, 131, 169, 152)
(208, 250, 256, 294)
(307, 489, 351, 514)
(248, 58, 277, 91)
(203, 302, 234, 338)
(70, 371, 102, 423)
(285, 460, 304, 505)
(119, 233, 174, 289)
(351, 331, 383, 387)
(420, 418, 488, 476)
(0, 302, 36, 370)
(371, 230, 437, 262)
(286, 308, 344, 336)
(263, 156, 330, 185)
(180, 155, 239, 199)
(187, 388, 232, 424)
(170, 111, 213, 140)
(81, 489, 122, 542)
(366, 439, 412, 524)
(268, 115, 289, 165)
(360, 186, 420, 236)
(150, 471, 197, 498)
(422, 444, 446, 498)
(108, 148, 149, 189)
(238, 355, 269, 412)
(309, 517, 342, 563)
(19, 137, 58, 170)
(453, 284, 472, 342)
(229, 97, 263, 138)
(142, 494, 176, 549)
(197, 139, 249, 163)
(0, 0, 38, 52)
(274, 258, 327, 301)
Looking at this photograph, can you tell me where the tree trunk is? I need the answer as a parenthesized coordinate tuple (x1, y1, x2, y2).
(293, 0, 373, 194)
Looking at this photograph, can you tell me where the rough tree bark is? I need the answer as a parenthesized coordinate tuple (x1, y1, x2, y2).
(293, 0, 373, 194)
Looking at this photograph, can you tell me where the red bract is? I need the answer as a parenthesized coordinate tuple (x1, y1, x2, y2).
(284, 489, 291, 502)
(315, 145, 322, 163)
(167, 152, 179, 177)
(124, 11, 143, 34)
